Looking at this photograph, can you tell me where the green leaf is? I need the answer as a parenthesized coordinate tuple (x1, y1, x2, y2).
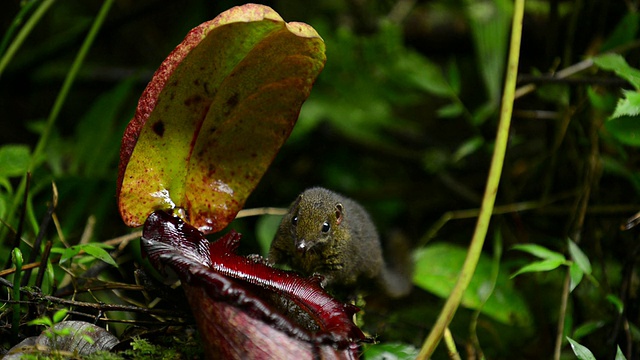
(58, 246, 82, 264)
(537, 84, 570, 107)
(568, 239, 591, 275)
(601, 12, 640, 52)
(466, 0, 512, 103)
(0, 144, 30, 178)
(610, 90, 640, 119)
(72, 78, 136, 177)
(569, 262, 584, 292)
(413, 243, 532, 326)
(447, 59, 461, 95)
(573, 320, 605, 341)
(363, 343, 419, 360)
(256, 214, 282, 257)
(56, 243, 117, 267)
(593, 54, 640, 90)
(82, 243, 117, 267)
(605, 115, 640, 147)
(510, 258, 566, 278)
(117, 4, 326, 234)
(607, 294, 624, 314)
(28, 316, 53, 327)
(567, 337, 597, 360)
(399, 52, 452, 97)
(511, 243, 566, 261)
(437, 102, 464, 118)
(0, 193, 6, 220)
(52, 309, 68, 323)
(616, 345, 628, 360)
(587, 86, 617, 112)
(452, 136, 484, 163)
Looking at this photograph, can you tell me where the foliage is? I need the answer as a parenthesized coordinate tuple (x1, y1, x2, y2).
(414, 242, 531, 326)
(2, 0, 640, 358)
(117, 6, 326, 233)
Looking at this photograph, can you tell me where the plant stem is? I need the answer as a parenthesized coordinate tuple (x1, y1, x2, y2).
(29, 0, 115, 172)
(0, 0, 42, 59)
(0, 0, 55, 78)
(443, 327, 461, 360)
(11, 248, 23, 342)
(2, 0, 115, 243)
(415, 0, 525, 358)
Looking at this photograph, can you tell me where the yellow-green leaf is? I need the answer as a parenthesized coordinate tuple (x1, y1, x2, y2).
(413, 243, 532, 326)
(117, 4, 325, 233)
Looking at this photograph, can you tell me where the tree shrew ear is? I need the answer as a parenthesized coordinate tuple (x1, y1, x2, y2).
(292, 194, 303, 209)
(335, 203, 344, 225)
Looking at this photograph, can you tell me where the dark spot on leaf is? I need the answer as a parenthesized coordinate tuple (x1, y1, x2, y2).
(224, 93, 239, 115)
(184, 95, 203, 106)
(153, 121, 165, 137)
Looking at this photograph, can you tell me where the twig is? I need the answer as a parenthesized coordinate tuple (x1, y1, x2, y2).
(235, 207, 287, 218)
(22, 182, 58, 286)
(34, 240, 52, 289)
(103, 231, 142, 249)
(514, 58, 594, 99)
(0, 277, 179, 317)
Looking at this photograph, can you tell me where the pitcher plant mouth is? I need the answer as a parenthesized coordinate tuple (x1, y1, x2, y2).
(140, 209, 368, 358)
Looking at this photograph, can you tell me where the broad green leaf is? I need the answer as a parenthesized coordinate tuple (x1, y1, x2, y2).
(0, 144, 30, 178)
(593, 54, 640, 90)
(567, 337, 597, 360)
(569, 262, 584, 292)
(72, 78, 136, 177)
(466, 0, 512, 105)
(413, 243, 532, 326)
(511, 258, 566, 278)
(568, 239, 591, 275)
(610, 90, 640, 119)
(117, 4, 326, 233)
(511, 243, 566, 261)
(364, 343, 419, 360)
(605, 115, 640, 147)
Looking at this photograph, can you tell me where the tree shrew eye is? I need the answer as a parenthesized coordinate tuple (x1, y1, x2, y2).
(291, 215, 298, 226)
(321, 221, 330, 233)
